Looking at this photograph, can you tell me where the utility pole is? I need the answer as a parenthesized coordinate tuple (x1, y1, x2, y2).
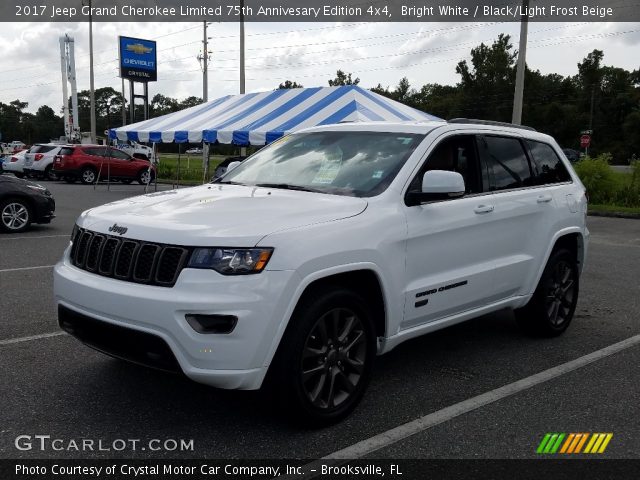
(240, 0, 246, 95)
(589, 85, 596, 130)
(203, 22, 208, 102)
(512, 0, 529, 125)
(198, 22, 212, 181)
(239, 0, 246, 157)
(87, 0, 96, 143)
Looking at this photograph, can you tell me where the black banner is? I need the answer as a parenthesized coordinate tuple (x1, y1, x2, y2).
(3, 459, 640, 480)
(4, 0, 640, 22)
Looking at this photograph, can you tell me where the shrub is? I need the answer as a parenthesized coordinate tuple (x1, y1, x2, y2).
(573, 154, 617, 204)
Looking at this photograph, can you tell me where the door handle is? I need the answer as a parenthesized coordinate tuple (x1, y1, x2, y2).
(537, 194, 553, 204)
(474, 204, 494, 214)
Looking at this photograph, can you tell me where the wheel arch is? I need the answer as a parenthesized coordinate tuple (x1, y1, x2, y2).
(264, 264, 390, 375)
(530, 228, 586, 296)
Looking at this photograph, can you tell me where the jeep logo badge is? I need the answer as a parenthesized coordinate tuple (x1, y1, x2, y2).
(108, 223, 128, 235)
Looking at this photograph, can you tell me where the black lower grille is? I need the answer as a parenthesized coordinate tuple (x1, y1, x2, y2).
(70, 228, 189, 287)
(58, 305, 182, 374)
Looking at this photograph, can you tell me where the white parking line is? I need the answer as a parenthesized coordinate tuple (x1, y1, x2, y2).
(0, 265, 55, 273)
(0, 331, 66, 346)
(0, 234, 69, 241)
(311, 333, 640, 462)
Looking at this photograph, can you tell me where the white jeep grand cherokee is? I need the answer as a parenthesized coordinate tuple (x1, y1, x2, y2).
(54, 119, 588, 424)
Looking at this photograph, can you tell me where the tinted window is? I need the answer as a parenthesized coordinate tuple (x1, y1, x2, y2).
(82, 147, 105, 157)
(410, 135, 482, 194)
(528, 141, 571, 184)
(481, 136, 534, 191)
(107, 149, 131, 160)
(31, 145, 56, 154)
(60, 147, 75, 156)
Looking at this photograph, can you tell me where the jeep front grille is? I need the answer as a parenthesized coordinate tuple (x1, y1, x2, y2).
(70, 228, 189, 287)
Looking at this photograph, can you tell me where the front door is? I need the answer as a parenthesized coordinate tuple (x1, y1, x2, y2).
(402, 133, 499, 329)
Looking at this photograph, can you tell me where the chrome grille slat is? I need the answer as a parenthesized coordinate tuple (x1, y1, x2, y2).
(70, 228, 188, 287)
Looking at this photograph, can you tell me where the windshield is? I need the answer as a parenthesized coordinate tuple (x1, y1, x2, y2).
(219, 131, 425, 197)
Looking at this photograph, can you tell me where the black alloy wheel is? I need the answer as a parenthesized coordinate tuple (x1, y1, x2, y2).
(516, 249, 579, 337)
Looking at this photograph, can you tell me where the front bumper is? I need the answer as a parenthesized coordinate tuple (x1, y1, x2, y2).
(32, 195, 55, 224)
(54, 249, 297, 390)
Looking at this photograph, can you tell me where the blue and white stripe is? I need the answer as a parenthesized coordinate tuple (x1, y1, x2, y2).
(109, 85, 441, 145)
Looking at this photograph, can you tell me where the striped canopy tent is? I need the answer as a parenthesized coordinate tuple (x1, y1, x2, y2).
(109, 85, 441, 146)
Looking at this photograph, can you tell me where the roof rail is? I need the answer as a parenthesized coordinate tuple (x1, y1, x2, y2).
(448, 118, 537, 132)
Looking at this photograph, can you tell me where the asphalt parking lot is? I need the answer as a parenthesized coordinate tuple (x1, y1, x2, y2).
(0, 178, 639, 461)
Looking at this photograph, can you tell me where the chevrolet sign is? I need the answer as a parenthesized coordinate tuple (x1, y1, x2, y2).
(119, 36, 157, 82)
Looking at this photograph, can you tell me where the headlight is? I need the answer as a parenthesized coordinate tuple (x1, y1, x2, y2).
(27, 184, 50, 195)
(187, 248, 273, 275)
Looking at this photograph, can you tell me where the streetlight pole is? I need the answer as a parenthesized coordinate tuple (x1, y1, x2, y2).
(512, 0, 529, 125)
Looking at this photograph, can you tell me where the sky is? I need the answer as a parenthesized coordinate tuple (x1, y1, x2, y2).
(1, 21, 638, 114)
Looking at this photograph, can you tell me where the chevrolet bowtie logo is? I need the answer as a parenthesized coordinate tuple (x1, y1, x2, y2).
(126, 43, 153, 55)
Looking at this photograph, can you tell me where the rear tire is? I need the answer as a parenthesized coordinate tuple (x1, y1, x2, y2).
(268, 286, 376, 426)
(80, 167, 97, 185)
(515, 248, 579, 337)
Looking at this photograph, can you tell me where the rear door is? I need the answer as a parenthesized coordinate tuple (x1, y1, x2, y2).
(478, 134, 555, 299)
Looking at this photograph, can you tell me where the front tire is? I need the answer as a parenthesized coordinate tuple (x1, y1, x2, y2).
(269, 287, 376, 426)
(0, 198, 32, 233)
(80, 167, 97, 184)
(515, 248, 579, 337)
(137, 169, 154, 185)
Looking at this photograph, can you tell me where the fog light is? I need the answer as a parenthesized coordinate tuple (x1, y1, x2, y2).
(185, 314, 237, 334)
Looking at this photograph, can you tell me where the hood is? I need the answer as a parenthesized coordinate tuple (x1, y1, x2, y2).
(78, 184, 368, 246)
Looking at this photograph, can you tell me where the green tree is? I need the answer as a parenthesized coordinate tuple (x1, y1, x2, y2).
(278, 80, 303, 89)
(150, 93, 179, 117)
(328, 70, 360, 86)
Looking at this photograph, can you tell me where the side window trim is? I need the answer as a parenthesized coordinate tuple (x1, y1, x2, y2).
(403, 132, 488, 206)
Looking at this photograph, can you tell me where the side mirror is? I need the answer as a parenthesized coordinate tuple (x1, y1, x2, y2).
(407, 170, 465, 206)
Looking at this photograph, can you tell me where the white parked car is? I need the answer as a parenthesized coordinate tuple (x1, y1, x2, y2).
(2, 150, 28, 178)
(54, 119, 588, 424)
(2, 141, 26, 154)
(116, 142, 157, 163)
(23, 144, 64, 180)
(185, 147, 203, 155)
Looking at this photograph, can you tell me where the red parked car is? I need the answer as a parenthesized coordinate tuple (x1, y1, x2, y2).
(52, 145, 156, 185)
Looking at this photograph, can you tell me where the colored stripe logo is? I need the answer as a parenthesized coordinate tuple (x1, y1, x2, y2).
(537, 433, 613, 454)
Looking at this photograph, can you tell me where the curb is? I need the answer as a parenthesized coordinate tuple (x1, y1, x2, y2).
(588, 211, 640, 220)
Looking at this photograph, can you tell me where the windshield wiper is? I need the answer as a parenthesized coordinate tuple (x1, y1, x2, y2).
(253, 183, 324, 193)
(215, 180, 246, 185)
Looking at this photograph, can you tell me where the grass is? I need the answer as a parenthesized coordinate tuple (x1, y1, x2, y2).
(588, 204, 640, 215)
(156, 154, 225, 183)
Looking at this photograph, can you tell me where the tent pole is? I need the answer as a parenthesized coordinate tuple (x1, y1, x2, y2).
(176, 143, 181, 189)
(203, 142, 210, 184)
